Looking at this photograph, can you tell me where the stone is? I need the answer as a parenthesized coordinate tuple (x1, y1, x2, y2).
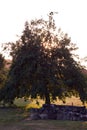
(29, 104, 87, 121)
(39, 113, 48, 119)
(30, 113, 40, 120)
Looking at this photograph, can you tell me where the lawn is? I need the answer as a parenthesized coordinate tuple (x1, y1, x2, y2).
(0, 97, 86, 130)
(0, 107, 87, 130)
(14, 96, 84, 109)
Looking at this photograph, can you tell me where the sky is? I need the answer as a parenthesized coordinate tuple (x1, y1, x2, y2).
(0, 0, 87, 62)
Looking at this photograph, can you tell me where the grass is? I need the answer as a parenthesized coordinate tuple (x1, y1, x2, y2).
(14, 96, 84, 109)
(20, 120, 87, 130)
(0, 108, 28, 123)
(0, 109, 87, 130)
(0, 97, 86, 130)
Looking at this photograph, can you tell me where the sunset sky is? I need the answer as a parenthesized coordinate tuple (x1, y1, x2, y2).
(0, 0, 87, 61)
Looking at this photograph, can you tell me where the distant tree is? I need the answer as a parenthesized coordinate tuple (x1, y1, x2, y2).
(2, 12, 87, 104)
(0, 54, 6, 88)
(0, 54, 5, 69)
(0, 54, 9, 104)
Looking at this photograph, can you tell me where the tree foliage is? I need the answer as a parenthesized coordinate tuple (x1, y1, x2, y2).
(2, 12, 87, 104)
(0, 54, 6, 88)
(0, 55, 9, 104)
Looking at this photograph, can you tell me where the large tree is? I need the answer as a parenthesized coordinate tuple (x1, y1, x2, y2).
(2, 12, 87, 104)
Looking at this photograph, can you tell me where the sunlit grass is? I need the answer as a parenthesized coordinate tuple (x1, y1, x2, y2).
(14, 96, 84, 109)
(14, 98, 31, 107)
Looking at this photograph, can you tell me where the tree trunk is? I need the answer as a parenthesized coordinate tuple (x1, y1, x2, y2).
(45, 92, 50, 104)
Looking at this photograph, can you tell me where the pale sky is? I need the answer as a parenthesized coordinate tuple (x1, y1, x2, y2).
(0, 0, 87, 62)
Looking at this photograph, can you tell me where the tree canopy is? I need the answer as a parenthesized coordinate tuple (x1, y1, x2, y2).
(2, 12, 87, 104)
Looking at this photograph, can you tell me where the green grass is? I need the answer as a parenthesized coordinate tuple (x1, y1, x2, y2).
(0, 97, 86, 130)
(0, 109, 87, 130)
(20, 120, 87, 130)
(0, 102, 86, 130)
(0, 108, 28, 123)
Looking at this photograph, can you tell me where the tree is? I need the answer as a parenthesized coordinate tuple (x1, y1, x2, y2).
(0, 54, 9, 104)
(0, 54, 5, 69)
(0, 54, 6, 88)
(2, 12, 87, 104)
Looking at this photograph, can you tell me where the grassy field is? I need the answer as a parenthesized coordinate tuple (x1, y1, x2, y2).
(0, 97, 86, 130)
(14, 96, 84, 109)
(0, 108, 87, 130)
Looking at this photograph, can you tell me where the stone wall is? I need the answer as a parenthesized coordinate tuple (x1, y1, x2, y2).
(30, 104, 87, 121)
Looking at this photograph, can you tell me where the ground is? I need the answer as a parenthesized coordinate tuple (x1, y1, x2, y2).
(0, 120, 87, 130)
(0, 97, 86, 130)
(0, 108, 87, 130)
